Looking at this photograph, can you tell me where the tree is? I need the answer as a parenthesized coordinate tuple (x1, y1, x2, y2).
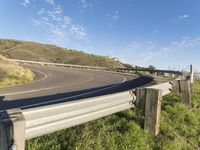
(148, 65, 156, 70)
(148, 65, 156, 74)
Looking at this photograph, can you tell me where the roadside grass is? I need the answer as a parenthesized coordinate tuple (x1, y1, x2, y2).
(0, 55, 34, 88)
(154, 79, 200, 150)
(26, 79, 200, 150)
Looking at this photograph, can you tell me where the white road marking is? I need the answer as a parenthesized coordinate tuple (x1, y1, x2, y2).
(27, 68, 49, 84)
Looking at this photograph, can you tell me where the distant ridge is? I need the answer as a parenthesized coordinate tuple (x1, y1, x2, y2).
(0, 39, 126, 68)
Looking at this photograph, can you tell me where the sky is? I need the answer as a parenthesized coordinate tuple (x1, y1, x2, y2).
(0, 0, 200, 71)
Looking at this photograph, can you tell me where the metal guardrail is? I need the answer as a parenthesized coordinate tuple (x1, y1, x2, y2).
(9, 58, 183, 75)
(23, 78, 175, 140)
(112, 68, 183, 76)
(23, 91, 135, 139)
(0, 59, 194, 150)
(9, 59, 106, 70)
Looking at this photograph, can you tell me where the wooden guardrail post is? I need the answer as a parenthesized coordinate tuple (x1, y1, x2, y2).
(190, 64, 194, 92)
(0, 109, 25, 150)
(180, 80, 191, 106)
(136, 88, 146, 112)
(144, 88, 162, 136)
(172, 80, 181, 93)
(136, 88, 162, 136)
(172, 79, 191, 106)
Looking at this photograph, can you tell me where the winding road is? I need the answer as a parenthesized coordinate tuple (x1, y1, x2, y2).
(0, 64, 153, 111)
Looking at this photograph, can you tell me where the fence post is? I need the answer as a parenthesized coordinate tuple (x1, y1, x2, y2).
(144, 88, 162, 136)
(190, 64, 194, 92)
(172, 79, 191, 106)
(180, 80, 191, 106)
(172, 80, 181, 93)
(0, 109, 25, 150)
(136, 88, 146, 112)
(136, 88, 162, 135)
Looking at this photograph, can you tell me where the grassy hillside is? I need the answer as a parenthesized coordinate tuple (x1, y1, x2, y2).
(0, 55, 34, 88)
(26, 79, 200, 150)
(0, 39, 125, 68)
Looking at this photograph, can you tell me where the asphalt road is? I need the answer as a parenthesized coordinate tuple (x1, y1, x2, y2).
(0, 64, 153, 110)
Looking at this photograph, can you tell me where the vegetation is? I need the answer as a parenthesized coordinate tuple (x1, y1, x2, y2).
(26, 79, 200, 150)
(122, 63, 134, 69)
(0, 55, 34, 88)
(0, 39, 125, 68)
(148, 65, 156, 70)
(148, 65, 156, 74)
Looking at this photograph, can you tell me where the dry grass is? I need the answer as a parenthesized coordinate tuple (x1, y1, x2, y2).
(0, 55, 34, 87)
(0, 39, 125, 68)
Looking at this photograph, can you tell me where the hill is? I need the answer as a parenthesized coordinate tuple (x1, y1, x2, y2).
(0, 55, 34, 88)
(0, 39, 125, 68)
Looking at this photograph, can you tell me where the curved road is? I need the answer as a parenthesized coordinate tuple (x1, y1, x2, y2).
(0, 64, 153, 110)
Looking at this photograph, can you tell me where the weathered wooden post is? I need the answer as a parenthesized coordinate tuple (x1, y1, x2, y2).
(136, 88, 162, 136)
(172, 79, 181, 93)
(0, 109, 25, 150)
(180, 80, 191, 106)
(172, 79, 191, 106)
(190, 64, 194, 92)
(144, 88, 162, 136)
(136, 88, 146, 112)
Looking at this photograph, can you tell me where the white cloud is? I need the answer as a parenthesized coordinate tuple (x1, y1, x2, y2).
(38, 8, 45, 15)
(70, 25, 87, 38)
(112, 15, 119, 20)
(110, 39, 181, 68)
(47, 6, 63, 21)
(81, 0, 88, 8)
(170, 37, 200, 48)
(81, 0, 93, 8)
(107, 10, 120, 28)
(112, 36, 200, 68)
(108, 10, 119, 21)
(46, 0, 55, 5)
(31, 4, 87, 46)
(21, 0, 30, 6)
(21, 0, 55, 6)
(80, 0, 93, 12)
(141, 51, 155, 62)
(113, 40, 162, 65)
(178, 14, 189, 20)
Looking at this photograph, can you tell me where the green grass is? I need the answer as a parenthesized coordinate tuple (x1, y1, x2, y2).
(155, 80, 200, 149)
(26, 79, 200, 150)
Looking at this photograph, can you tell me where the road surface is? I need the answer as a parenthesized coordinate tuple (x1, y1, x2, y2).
(0, 64, 153, 110)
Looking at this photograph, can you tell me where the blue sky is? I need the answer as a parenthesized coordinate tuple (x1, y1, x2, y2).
(0, 0, 200, 71)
